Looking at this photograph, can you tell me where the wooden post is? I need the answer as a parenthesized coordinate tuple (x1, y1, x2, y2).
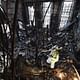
(34, 2, 43, 65)
(11, 0, 19, 80)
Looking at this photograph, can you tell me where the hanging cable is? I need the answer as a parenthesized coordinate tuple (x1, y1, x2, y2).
(42, 2, 51, 24)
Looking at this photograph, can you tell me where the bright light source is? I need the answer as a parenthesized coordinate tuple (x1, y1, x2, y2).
(1, 24, 10, 33)
(74, 77, 78, 80)
(28, 6, 34, 21)
(28, 6, 35, 26)
(43, 2, 52, 28)
(59, 0, 74, 30)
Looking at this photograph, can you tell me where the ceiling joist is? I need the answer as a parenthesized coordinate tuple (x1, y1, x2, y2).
(24, 0, 54, 2)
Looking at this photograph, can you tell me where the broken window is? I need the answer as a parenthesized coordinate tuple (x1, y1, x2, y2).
(28, 2, 53, 28)
(43, 2, 53, 28)
(59, 0, 74, 30)
(28, 6, 35, 26)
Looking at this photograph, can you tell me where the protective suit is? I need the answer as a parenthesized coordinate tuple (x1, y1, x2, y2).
(47, 46, 62, 68)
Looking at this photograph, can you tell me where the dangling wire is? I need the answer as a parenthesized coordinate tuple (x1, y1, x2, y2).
(42, 2, 51, 24)
(33, 2, 51, 26)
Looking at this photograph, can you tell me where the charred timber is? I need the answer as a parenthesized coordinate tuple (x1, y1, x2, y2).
(24, 0, 53, 2)
(24, 0, 63, 2)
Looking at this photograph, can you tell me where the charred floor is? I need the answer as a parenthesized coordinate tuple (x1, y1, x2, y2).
(0, 0, 80, 80)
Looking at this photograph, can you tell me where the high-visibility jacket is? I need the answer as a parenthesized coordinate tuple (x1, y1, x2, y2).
(51, 49, 59, 63)
(47, 49, 60, 68)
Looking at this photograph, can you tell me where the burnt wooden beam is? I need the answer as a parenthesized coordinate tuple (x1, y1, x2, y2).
(24, 0, 64, 3)
(24, 0, 54, 2)
(11, 0, 19, 80)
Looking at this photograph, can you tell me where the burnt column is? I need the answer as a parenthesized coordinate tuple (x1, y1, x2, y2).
(34, 2, 43, 65)
(21, 0, 29, 29)
(50, 0, 63, 37)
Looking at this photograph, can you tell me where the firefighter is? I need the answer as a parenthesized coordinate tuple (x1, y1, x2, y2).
(47, 45, 62, 68)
